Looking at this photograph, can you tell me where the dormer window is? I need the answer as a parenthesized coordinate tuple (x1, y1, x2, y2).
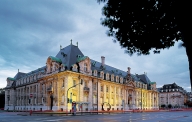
(111, 74, 114, 81)
(106, 73, 109, 80)
(116, 76, 119, 82)
(84, 63, 88, 72)
(120, 77, 123, 83)
(94, 70, 97, 76)
(100, 72, 104, 79)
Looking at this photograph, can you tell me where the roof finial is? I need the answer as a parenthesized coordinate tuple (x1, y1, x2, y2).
(60, 45, 62, 50)
(77, 42, 78, 47)
(70, 39, 72, 45)
(18, 69, 19, 72)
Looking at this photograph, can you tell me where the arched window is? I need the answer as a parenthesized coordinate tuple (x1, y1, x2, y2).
(111, 74, 114, 81)
(100, 72, 104, 79)
(84, 63, 88, 71)
(116, 76, 119, 82)
(106, 73, 109, 80)
(94, 70, 97, 76)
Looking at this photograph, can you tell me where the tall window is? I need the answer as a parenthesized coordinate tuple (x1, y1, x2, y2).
(62, 80, 65, 87)
(61, 95, 64, 103)
(93, 83, 96, 90)
(100, 72, 104, 79)
(116, 76, 119, 82)
(84, 63, 87, 71)
(94, 70, 97, 76)
(73, 80, 76, 86)
(101, 86, 103, 92)
(93, 95, 96, 104)
(106, 86, 109, 92)
(106, 73, 109, 80)
(111, 74, 114, 81)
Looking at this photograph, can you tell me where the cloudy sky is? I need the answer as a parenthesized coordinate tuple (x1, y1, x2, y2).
(0, 0, 190, 91)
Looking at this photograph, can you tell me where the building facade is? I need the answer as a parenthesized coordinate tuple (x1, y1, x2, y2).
(5, 44, 158, 111)
(158, 83, 187, 108)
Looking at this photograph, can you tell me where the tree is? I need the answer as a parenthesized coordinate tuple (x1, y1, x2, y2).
(97, 0, 192, 91)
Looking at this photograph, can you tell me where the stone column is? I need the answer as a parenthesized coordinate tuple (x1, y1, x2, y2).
(114, 86, 116, 109)
(88, 79, 93, 110)
(97, 80, 101, 111)
(104, 84, 106, 103)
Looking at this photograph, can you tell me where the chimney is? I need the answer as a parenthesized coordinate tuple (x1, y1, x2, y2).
(18, 69, 19, 72)
(101, 56, 105, 66)
(127, 67, 131, 75)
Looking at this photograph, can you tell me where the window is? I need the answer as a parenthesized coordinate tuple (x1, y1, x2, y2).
(116, 76, 119, 82)
(94, 70, 97, 76)
(106, 86, 109, 92)
(62, 80, 65, 87)
(73, 80, 76, 86)
(120, 77, 123, 83)
(93, 83, 96, 90)
(101, 86, 103, 92)
(100, 72, 104, 79)
(61, 95, 64, 103)
(93, 95, 96, 104)
(111, 74, 114, 81)
(106, 73, 109, 80)
(116, 88, 118, 94)
(84, 63, 88, 71)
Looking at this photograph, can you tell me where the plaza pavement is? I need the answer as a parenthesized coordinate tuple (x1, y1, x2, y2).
(1, 109, 192, 122)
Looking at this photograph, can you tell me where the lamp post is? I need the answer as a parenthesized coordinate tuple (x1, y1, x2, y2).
(66, 75, 83, 114)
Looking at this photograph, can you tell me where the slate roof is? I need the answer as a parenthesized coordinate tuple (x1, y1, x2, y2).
(55, 44, 84, 69)
(14, 72, 26, 80)
(137, 74, 152, 84)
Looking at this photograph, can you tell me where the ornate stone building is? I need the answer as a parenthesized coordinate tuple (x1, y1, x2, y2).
(5, 43, 158, 111)
(158, 83, 187, 108)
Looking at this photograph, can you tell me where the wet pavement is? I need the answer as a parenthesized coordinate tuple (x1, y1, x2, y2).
(0, 110, 192, 122)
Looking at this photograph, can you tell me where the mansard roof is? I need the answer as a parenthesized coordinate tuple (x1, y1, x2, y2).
(137, 74, 152, 84)
(90, 59, 127, 77)
(55, 44, 84, 69)
(14, 72, 26, 80)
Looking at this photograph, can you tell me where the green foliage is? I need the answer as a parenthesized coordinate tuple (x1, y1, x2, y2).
(98, 0, 184, 55)
(97, 0, 192, 92)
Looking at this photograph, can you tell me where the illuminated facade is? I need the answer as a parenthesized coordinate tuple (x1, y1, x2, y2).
(5, 43, 159, 111)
